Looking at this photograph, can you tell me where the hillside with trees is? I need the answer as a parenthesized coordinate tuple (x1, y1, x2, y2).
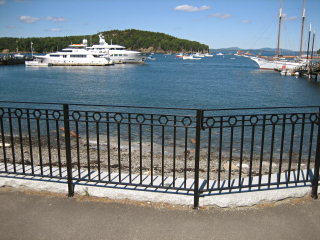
(0, 29, 209, 54)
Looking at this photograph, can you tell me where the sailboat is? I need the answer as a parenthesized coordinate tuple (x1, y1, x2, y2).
(249, 0, 307, 71)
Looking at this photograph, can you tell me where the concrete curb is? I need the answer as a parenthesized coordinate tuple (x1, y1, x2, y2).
(0, 162, 313, 208)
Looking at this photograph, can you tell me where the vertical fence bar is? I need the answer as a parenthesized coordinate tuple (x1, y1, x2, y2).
(0, 112, 8, 171)
(63, 104, 74, 197)
(194, 109, 203, 209)
(8, 108, 16, 173)
(311, 110, 320, 199)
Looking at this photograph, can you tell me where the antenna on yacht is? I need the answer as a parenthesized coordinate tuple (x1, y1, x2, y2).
(299, 0, 306, 57)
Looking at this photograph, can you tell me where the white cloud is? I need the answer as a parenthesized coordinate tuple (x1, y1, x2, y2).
(208, 13, 232, 19)
(0, 0, 6, 5)
(241, 19, 251, 24)
(19, 16, 40, 23)
(47, 16, 66, 22)
(174, 5, 210, 12)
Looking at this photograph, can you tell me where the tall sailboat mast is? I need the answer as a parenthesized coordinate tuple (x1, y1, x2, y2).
(276, 0, 283, 57)
(299, 0, 306, 57)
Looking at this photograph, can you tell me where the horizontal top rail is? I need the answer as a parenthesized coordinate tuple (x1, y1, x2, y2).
(0, 101, 319, 112)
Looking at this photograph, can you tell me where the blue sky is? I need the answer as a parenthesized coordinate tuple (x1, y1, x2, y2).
(0, 0, 319, 50)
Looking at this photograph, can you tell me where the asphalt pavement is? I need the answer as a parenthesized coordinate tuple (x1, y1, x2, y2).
(0, 187, 319, 240)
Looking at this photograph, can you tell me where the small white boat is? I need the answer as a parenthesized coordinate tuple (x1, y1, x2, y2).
(25, 58, 50, 67)
(204, 53, 213, 57)
(193, 52, 205, 58)
(176, 53, 184, 58)
(182, 54, 201, 60)
(216, 52, 224, 56)
(14, 53, 25, 59)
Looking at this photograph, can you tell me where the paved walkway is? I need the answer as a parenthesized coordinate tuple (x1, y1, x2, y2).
(0, 188, 319, 240)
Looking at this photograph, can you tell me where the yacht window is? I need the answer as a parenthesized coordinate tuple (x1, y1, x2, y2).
(70, 55, 87, 58)
(114, 54, 118, 57)
(50, 54, 60, 57)
(61, 50, 72, 52)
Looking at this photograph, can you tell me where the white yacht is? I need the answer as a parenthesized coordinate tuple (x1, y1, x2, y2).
(86, 34, 147, 64)
(25, 39, 113, 66)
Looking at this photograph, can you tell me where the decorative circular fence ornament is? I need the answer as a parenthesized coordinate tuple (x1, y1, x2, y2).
(114, 113, 123, 123)
(290, 114, 299, 124)
(14, 109, 23, 118)
(158, 115, 169, 125)
(182, 116, 192, 127)
(52, 110, 61, 120)
(270, 114, 279, 124)
(93, 112, 102, 122)
(33, 109, 42, 119)
(136, 114, 145, 124)
(249, 115, 259, 125)
(309, 113, 318, 123)
(72, 111, 81, 121)
(205, 117, 215, 127)
(228, 116, 237, 126)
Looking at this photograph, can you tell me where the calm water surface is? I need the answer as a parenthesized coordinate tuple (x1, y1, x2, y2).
(1, 54, 320, 108)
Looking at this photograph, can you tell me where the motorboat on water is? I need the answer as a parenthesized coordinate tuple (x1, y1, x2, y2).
(182, 54, 201, 60)
(176, 53, 184, 58)
(193, 52, 205, 58)
(86, 34, 147, 64)
(25, 58, 50, 67)
(25, 40, 113, 66)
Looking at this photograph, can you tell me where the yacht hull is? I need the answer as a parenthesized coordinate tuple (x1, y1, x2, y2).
(250, 57, 306, 71)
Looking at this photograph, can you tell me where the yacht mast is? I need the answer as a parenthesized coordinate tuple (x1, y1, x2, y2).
(299, 0, 306, 57)
(276, 0, 283, 57)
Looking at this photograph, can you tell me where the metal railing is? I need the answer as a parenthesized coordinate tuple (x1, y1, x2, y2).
(0, 102, 319, 208)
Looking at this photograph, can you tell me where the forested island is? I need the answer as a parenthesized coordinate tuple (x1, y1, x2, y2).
(0, 29, 209, 54)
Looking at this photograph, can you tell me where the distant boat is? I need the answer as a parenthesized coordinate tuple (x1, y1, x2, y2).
(216, 53, 224, 56)
(176, 53, 184, 58)
(182, 54, 201, 60)
(25, 58, 50, 67)
(204, 53, 213, 57)
(193, 52, 205, 58)
(147, 55, 156, 60)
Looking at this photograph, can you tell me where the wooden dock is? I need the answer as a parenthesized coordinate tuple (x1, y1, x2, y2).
(297, 62, 320, 81)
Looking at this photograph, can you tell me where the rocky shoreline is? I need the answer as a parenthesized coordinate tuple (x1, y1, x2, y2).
(0, 135, 313, 181)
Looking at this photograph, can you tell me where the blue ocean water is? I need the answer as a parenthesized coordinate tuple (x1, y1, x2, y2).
(1, 54, 320, 109)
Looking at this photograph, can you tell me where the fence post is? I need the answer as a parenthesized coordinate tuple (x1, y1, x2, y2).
(311, 109, 320, 199)
(194, 109, 203, 209)
(63, 104, 74, 197)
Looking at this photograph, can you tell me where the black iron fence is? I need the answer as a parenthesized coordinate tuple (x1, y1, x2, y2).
(0, 102, 319, 208)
